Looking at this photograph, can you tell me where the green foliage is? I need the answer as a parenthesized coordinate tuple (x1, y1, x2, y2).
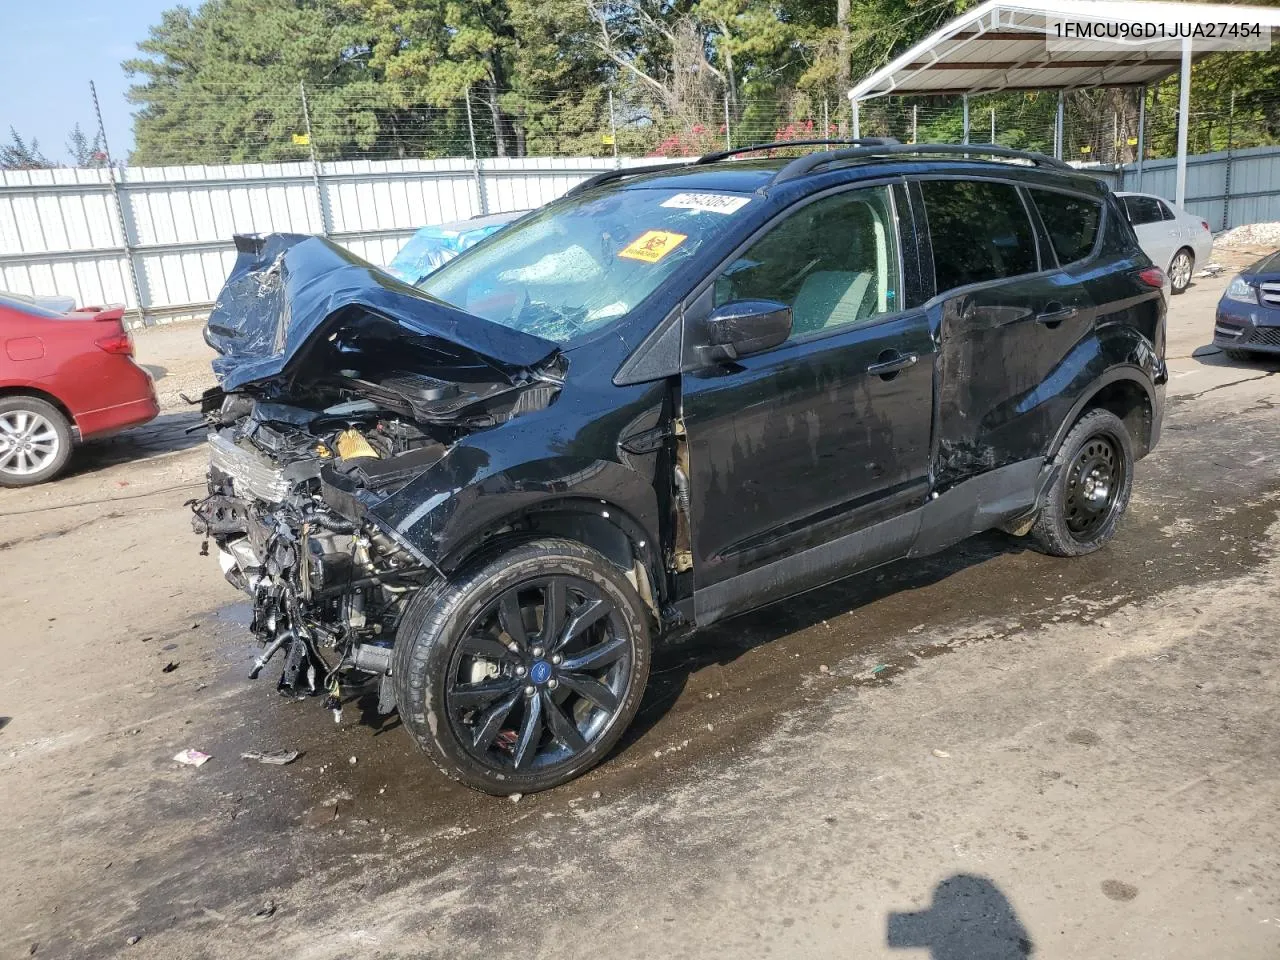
(65, 124, 108, 168)
(2, 126, 112, 170)
(124, 0, 1280, 164)
(2, 128, 54, 170)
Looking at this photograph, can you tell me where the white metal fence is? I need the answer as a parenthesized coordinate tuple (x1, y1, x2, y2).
(0, 156, 660, 325)
(3, 146, 1277, 326)
(1118, 145, 1280, 232)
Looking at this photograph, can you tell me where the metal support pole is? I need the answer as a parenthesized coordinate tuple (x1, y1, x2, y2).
(823, 98, 830, 136)
(990, 107, 996, 144)
(1136, 85, 1147, 190)
(465, 89, 488, 215)
(851, 99, 861, 138)
(1175, 37, 1192, 206)
(912, 105, 918, 144)
(90, 80, 147, 326)
(1223, 89, 1235, 231)
(962, 94, 970, 144)
(299, 82, 331, 236)
(1112, 110, 1118, 165)
(608, 90, 620, 168)
(723, 96, 732, 151)
(1054, 90, 1064, 160)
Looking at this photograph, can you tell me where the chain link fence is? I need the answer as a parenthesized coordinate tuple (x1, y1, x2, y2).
(2, 78, 1278, 324)
(112, 81, 1280, 167)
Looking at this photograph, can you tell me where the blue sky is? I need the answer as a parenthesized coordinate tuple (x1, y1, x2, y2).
(0, 0, 177, 163)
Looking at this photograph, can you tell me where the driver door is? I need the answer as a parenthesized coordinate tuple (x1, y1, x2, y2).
(679, 184, 936, 625)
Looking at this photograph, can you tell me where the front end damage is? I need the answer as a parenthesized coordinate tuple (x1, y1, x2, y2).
(191, 233, 561, 712)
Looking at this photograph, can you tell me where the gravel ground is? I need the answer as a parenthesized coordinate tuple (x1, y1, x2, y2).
(1215, 221, 1280, 248)
(2, 257, 1279, 960)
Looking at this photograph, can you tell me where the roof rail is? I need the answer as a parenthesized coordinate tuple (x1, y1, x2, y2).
(772, 142, 1070, 184)
(694, 138, 900, 164)
(565, 139, 906, 197)
(565, 161, 694, 197)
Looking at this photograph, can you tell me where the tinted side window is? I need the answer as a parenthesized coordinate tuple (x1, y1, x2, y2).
(1157, 200, 1176, 221)
(714, 186, 901, 341)
(1031, 190, 1102, 265)
(1123, 195, 1164, 225)
(921, 180, 1037, 294)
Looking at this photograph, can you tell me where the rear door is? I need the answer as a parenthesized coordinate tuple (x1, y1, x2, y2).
(915, 177, 1093, 486)
(680, 182, 935, 622)
(1122, 194, 1176, 270)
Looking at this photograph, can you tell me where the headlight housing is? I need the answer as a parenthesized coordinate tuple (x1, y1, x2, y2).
(1225, 274, 1258, 304)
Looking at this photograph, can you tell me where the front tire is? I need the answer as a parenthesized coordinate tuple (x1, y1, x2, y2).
(0, 395, 73, 487)
(1030, 409, 1134, 557)
(1168, 248, 1194, 295)
(393, 538, 652, 795)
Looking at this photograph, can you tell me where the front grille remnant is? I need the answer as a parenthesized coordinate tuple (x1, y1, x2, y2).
(208, 432, 293, 502)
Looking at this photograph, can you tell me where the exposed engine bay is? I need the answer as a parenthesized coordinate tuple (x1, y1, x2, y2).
(191, 302, 563, 713)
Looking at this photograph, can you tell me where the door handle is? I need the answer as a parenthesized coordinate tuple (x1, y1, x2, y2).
(1036, 302, 1078, 325)
(866, 352, 919, 377)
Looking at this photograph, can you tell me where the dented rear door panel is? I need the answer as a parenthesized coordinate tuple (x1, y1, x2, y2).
(932, 269, 1094, 486)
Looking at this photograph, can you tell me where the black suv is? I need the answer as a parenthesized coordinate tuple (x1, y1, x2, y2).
(195, 141, 1168, 794)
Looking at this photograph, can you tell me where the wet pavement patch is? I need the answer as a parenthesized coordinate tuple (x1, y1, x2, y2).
(1100, 879, 1139, 902)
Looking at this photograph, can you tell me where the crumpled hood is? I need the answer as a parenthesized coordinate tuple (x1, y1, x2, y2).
(206, 234, 558, 391)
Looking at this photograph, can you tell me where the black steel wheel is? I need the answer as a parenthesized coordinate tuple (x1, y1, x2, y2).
(1030, 408, 1134, 558)
(394, 538, 651, 794)
(1062, 434, 1126, 542)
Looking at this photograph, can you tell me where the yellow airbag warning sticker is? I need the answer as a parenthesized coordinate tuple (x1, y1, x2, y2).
(619, 230, 687, 263)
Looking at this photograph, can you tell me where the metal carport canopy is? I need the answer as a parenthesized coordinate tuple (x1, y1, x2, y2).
(846, 0, 1280, 205)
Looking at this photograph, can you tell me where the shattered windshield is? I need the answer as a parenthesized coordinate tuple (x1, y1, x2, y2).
(416, 187, 753, 343)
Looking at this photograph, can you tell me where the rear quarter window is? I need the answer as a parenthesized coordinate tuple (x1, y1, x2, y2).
(1030, 190, 1102, 265)
(921, 179, 1038, 294)
(1122, 195, 1164, 226)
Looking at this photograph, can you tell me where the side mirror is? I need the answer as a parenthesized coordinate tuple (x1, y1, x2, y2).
(696, 299, 792, 365)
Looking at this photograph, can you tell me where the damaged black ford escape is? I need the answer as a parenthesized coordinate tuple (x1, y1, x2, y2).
(193, 140, 1167, 794)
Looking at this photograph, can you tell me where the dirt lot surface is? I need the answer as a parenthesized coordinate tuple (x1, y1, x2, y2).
(3, 247, 1279, 960)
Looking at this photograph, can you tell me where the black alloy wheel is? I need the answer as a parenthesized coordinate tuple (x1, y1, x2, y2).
(394, 538, 651, 794)
(446, 576, 634, 772)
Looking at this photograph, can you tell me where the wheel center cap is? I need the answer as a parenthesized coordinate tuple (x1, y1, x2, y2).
(529, 660, 553, 685)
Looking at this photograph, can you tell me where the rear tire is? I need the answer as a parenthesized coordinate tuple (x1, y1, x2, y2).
(1168, 248, 1194, 295)
(1030, 409, 1134, 558)
(0, 395, 73, 487)
(393, 538, 652, 795)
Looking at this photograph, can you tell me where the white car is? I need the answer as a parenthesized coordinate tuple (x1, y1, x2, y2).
(1115, 192, 1213, 296)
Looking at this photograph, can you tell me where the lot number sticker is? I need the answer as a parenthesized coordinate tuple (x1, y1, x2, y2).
(661, 192, 751, 215)
(619, 230, 688, 263)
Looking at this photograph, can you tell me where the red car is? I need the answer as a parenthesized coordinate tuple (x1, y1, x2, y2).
(0, 293, 159, 486)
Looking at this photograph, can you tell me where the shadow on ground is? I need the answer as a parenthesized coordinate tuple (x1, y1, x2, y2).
(1192, 342, 1280, 370)
(619, 531, 1029, 752)
(64, 410, 206, 478)
(887, 874, 1035, 959)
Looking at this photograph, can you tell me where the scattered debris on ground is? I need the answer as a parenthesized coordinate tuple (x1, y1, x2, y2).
(1215, 221, 1280, 247)
(173, 749, 210, 767)
(240, 750, 299, 765)
(251, 901, 277, 921)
